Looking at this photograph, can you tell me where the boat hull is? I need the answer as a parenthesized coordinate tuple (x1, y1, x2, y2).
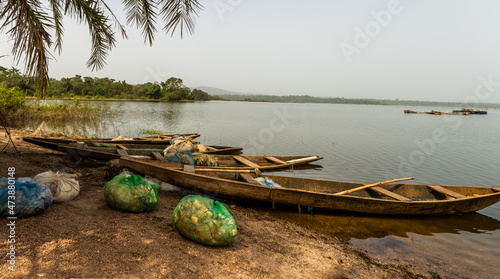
(119, 158, 500, 216)
(24, 134, 200, 145)
(23, 137, 243, 156)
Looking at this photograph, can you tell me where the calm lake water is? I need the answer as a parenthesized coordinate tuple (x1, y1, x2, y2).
(27, 101, 500, 278)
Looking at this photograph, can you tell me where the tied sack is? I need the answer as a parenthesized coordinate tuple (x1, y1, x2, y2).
(0, 177, 53, 218)
(34, 171, 80, 202)
(172, 195, 237, 246)
(103, 171, 160, 212)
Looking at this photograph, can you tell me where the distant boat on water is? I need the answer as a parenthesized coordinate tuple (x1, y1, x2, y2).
(404, 108, 487, 115)
(452, 108, 488, 115)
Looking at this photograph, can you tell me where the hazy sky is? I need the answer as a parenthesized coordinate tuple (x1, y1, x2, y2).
(2, 0, 500, 103)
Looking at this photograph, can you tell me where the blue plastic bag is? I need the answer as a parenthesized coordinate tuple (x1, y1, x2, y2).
(0, 177, 53, 218)
(255, 177, 283, 188)
(166, 150, 195, 165)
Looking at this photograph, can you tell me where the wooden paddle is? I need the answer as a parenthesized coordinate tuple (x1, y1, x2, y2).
(333, 177, 415, 196)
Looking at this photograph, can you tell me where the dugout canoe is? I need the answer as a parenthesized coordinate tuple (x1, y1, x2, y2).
(142, 154, 322, 171)
(23, 133, 200, 145)
(23, 137, 242, 156)
(24, 138, 321, 171)
(119, 158, 500, 215)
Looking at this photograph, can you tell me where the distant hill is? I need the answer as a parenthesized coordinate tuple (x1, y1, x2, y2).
(191, 86, 500, 108)
(191, 86, 243, 96)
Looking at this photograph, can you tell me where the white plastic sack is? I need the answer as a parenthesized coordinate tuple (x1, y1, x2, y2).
(33, 171, 80, 202)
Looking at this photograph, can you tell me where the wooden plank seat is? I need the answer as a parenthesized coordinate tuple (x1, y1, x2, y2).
(370, 186, 411, 201)
(233, 156, 261, 169)
(428, 185, 466, 199)
(183, 165, 195, 173)
(265, 156, 286, 165)
(204, 146, 219, 151)
(152, 152, 167, 162)
(117, 149, 129, 157)
(117, 144, 129, 150)
(239, 173, 261, 185)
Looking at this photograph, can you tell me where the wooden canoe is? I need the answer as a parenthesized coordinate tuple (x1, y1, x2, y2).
(24, 133, 200, 145)
(137, 155, 323, 171)
(23, 137, 243, 156)
(119, 158, 500, 216)
(24, 138, 321, 171)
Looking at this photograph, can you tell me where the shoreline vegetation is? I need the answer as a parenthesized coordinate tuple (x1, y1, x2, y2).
(1, 66, 498, 125)
(0, 86, 113, 126)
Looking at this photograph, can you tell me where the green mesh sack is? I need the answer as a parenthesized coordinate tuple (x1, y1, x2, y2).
(103, 171, 160, 213)
(172, 195, 237, 246)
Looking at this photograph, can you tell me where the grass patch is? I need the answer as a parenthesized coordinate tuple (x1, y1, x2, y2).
(1, 86, 114, 124)
(131, 252, 143, 262)
(23, 99, 113, 121)
(139, 128, 163, 135)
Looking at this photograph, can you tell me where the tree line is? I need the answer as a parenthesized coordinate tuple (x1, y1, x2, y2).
(0, 66, 221, 101)
(2, 65, 498, 108)
(227, 94, 499, 108)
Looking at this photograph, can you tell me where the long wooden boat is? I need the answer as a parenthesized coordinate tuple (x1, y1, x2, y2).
(140, 155, 322, 171)
(23, 137, 241, 155)
(23, 133, 200, 145)
(404, 109, 488, 116)
(25, 138, 321, 171)
(23, 137, 242, 157)
(119, 158, 500, 215)
(452, 108, 487, 115)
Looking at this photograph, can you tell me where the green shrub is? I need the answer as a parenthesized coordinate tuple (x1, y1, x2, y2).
(0, 85, 26, 113)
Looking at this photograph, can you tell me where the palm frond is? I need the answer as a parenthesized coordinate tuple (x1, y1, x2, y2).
(123, 0, 157, 45)
(160, 0, 203, 38)
(48, 0, 64, 54)
(98, 0, 128, 40)
(64, 0, 116, 71)
(0, 0, 204, 98)
(0, 0, 53, 93)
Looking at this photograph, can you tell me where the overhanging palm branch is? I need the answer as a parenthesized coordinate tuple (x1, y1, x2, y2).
(0, 0, 203, 97)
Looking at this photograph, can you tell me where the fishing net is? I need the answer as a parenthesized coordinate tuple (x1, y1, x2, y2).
(193, 153, 219, 167)
(165, 136, 197, 153)
(172, 195, 237, 246)
(103, 170, 160, 213)
(165, 150, 195, 165)
(33, 171, 80, 203)
(0, 177, 53, 218)
(169, 135, 182, 145)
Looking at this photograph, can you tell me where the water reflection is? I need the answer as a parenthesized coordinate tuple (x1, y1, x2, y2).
(267, 211, 500, 241)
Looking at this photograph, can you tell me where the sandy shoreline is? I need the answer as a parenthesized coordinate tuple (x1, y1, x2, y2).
(0, 129, 427, 278)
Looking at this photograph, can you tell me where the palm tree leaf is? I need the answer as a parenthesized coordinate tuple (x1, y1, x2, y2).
(160, 0, 203, 37)
(48, 0, 64, 54)
(123, 0, 157, 45)
(64, 0, 116, 71)
(0, 0, 53, 94)
(98, 0, 128, 40)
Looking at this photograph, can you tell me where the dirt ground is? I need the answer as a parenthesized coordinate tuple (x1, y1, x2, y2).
(0, 129, 428, 279)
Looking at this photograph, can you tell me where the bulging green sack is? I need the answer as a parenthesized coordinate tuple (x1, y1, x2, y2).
(103, 171, 160, 213)
(172, 195, 237, 246)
